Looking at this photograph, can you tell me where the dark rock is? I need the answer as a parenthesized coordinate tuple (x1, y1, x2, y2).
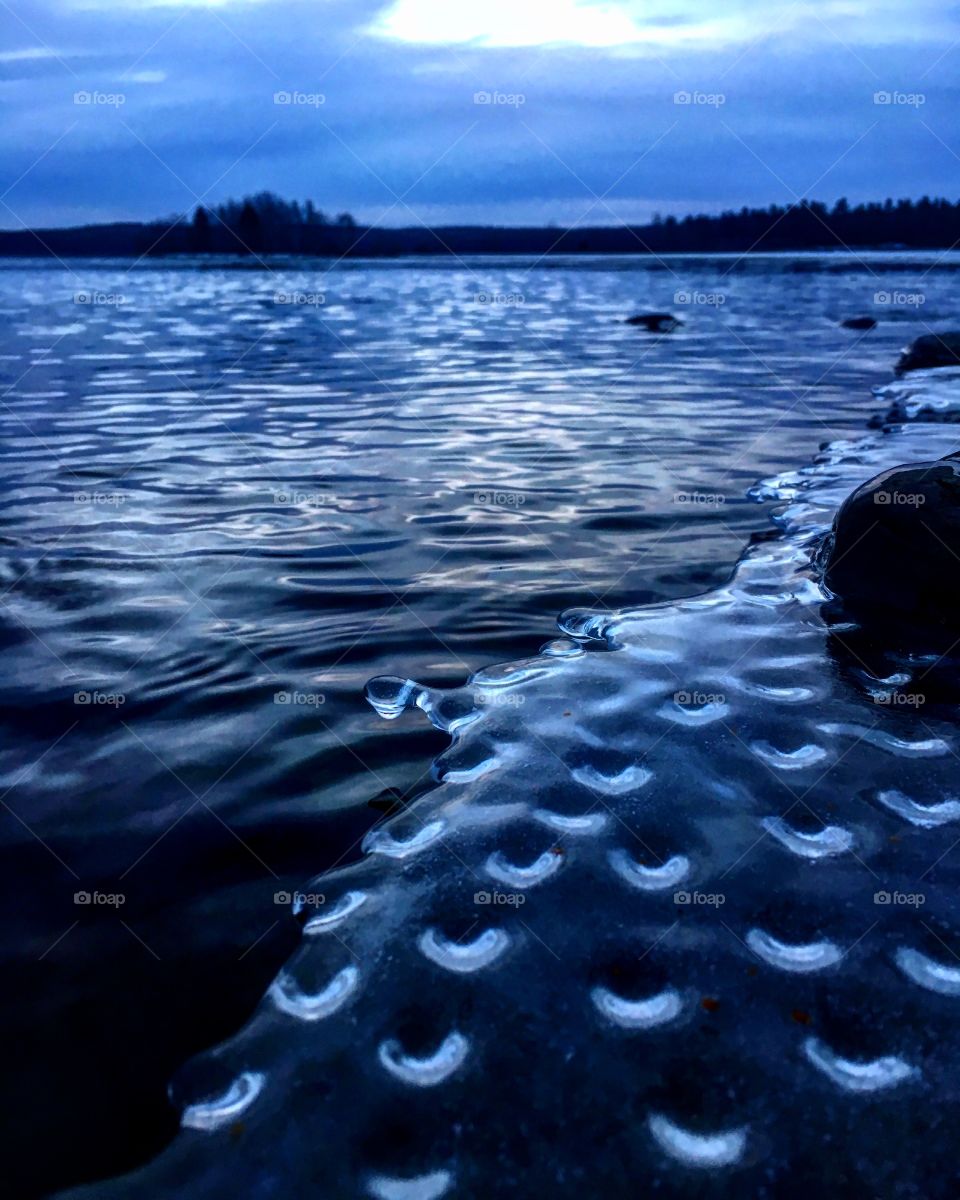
(625, 313, 682, 332)
(896, 331, 960, 374)
(841, 316, 877, 330)
(821, 456, 960, 626)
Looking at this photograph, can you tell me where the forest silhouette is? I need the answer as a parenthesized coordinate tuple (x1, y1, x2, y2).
(1, 191, 957, 258)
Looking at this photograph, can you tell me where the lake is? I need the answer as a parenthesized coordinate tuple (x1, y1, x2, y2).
(3, 252, 959, 1196)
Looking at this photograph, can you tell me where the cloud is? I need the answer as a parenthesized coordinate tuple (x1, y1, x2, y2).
(370, 0, 958, 49)
(372, 0, 665, 48)
(0, 0, 957, 228)
(0, 45, 64, 61)
(126, 70, 168, 83)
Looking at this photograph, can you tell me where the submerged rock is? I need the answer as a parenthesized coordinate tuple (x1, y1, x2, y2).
(897, 331, 960, 374)
(625, 312, 682, 332)
(821, 455, 960, 625)
(840, 316, 876, 331)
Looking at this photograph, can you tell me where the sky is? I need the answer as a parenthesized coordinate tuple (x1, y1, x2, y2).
(0, 0, 958, 229)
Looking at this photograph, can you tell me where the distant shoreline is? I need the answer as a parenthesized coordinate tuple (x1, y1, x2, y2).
(2, 247, 958, 271)
(2, 243, 959, 263)
(3, 195, 958, 260)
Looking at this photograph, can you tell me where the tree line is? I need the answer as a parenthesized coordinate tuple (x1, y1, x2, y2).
(0, 192, 956, 257)
(641, 196, 959, 253)
(188, 193, 357, 254)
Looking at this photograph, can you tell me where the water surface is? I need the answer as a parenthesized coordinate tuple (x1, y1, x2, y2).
(2, 252, 958, 1195)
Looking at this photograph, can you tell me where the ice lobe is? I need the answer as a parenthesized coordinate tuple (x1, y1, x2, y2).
(63, 372, 960, 1198)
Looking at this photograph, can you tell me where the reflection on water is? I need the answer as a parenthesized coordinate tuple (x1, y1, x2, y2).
(1, 253, 959, 1195)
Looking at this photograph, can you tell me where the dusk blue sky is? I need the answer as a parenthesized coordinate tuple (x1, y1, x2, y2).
(1, 0, 958, 228)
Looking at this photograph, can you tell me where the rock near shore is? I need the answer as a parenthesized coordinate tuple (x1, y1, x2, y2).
(821, 455, 960, 625)
(897, 331, 960, 374)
